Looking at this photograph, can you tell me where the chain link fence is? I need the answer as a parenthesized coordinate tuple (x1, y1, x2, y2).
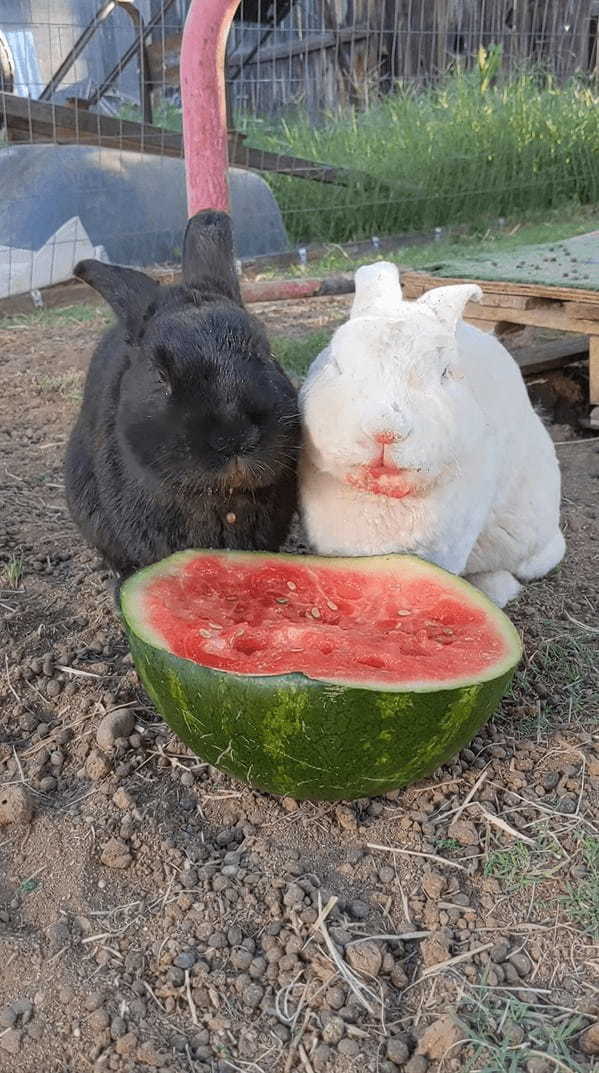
(0, 0, 598, 299)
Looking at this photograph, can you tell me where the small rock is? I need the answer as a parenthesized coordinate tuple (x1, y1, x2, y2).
(405, 1057, 428, 1073)
(526, 1059, 551, 1073)
(447, 819, 478, 846)
(96, 710, 135, 753)
(321, 1016, 344, 1045)
(337, 1039, 360, 1057)
(422, 870, 446, 900)
(115, 1033, 139, 1057)
(137, 1041, 167, 1067)
(312, 1044, 332, 1070)
(490, 942, 510, 963)
(100, 837, 132, 870)
(346, 940, 382, 977)
(13, 999, 33, 1024)
(0, 1028, 22, 1055)
(112, 788, 134, 810)
(421, 930, 451, 968)
(387, 1037, 410, 1064)
(0, 1008, 16, 1028)
(580, 1021, 599, 1055)
(89, 1009, 110, 1032)
(243, 983, 264, 1007)
(0, 785, 33, 826)
(348, 899, 369, 920)
(335, 805, 357, 831)
(509, 952, 531, 977)
(173, 951, 196, 969)
(85, 749, 111, 781)
(417, 1015, 464, 1060)
(325, 986, 345, 1010)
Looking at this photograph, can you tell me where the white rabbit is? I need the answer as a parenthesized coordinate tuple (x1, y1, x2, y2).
(299, 261, 565, 607)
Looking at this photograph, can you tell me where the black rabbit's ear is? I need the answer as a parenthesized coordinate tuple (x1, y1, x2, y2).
(182, 210, 242, 304)
(74, 260, 160, 329)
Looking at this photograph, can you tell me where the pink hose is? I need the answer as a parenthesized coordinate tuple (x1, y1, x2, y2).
(180, 0, 241, 216)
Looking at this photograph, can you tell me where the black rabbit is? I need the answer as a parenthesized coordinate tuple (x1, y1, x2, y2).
(64, 210, 300, 578)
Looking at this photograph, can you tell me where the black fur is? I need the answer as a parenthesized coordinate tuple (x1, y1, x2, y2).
(64, 210, 300, 577)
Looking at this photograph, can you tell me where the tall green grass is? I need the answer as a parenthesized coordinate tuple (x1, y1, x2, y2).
(239, 70, 599, 244)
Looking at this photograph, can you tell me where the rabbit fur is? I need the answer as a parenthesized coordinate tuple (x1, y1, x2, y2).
(65, 210, 300, 577)
(299, 261, 565, 607)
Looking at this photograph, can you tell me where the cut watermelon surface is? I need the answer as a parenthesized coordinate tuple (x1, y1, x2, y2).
(121, 550, 522, 800)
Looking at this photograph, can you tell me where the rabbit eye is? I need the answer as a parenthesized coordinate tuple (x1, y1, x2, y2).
(441, 366, 450, 380)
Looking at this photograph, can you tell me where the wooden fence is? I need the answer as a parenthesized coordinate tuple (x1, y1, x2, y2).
(222, 0, 599, 117)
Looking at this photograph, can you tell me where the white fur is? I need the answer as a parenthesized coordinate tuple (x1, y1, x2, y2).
(299, 262, 565, 607)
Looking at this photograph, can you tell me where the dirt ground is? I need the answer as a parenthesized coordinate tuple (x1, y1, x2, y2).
(0, 299, 598, 1073)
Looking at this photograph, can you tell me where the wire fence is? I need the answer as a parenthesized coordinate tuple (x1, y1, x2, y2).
(0, 0, 598, 300)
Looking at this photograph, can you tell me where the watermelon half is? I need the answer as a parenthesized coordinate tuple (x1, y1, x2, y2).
(120, 550, 521, 801)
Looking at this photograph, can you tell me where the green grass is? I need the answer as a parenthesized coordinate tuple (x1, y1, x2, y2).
(2, 551, 24, 589)
(237, 70, 599, 244)
(561, 837, 599, 938)
(272, 329, 331, 377)
(462, 992, 587, 1073)
(0, 304, 110, 331)
(269, 203, 599, 280)
(33, 370, 84, 401)
(116, 70, 599, 247)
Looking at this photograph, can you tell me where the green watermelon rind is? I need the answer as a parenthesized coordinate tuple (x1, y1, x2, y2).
(121, 551, 522, 801)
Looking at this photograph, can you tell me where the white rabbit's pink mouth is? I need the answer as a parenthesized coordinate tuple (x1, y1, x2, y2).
(345, 462, 415, 499)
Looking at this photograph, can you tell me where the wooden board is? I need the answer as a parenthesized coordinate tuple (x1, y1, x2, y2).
(0, 91, 373, 188)
(402, 270, 599, 307)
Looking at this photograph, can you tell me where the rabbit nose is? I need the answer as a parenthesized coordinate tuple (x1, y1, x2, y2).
(374, 431, 399, 445)
(210, 425, 260, 458)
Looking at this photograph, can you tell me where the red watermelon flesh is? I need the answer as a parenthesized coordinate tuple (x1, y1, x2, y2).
(133, 552, 515, 688)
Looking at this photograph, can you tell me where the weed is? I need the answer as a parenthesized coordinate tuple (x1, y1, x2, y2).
(33, 370, 84, 401)
(462, 990, 587, 1072)
(484, 843, 532, 890)
(2, 551, 24, 589)
(433, 837, 462, 853)
(561, 837, 599, 938)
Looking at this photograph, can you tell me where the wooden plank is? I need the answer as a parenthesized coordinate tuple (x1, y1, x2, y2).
(402, 270, 599, 308)
(464, 303, 599, 336)
(1, 92, 182, 157)
(590, 337, 599, 405)
(0, 91, 369, 187)
(565, 302, 599, 321)
(511, 336, 589, 375)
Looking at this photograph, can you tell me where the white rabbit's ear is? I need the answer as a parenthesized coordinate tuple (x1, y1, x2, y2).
(351, 262, 402, 319)
(416, 284, 482, 331)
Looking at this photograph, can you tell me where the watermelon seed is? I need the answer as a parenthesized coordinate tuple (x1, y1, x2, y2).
(443, 627, 454, 635)
(275, 598, 288, 604)
(326, 600, 338, 611)
(199, 629, 212, 638)
(310, 607, 321, 619)
(397, 609, 411, 616)
(287, 581, 297, 590)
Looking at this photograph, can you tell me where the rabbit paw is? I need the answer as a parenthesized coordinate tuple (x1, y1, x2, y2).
(465, 569, 522, 608)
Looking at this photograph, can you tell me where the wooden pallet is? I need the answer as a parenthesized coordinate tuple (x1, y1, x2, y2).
(402, 271, 599, 422)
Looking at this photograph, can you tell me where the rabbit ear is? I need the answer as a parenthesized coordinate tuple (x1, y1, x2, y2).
(417, 284, 482, 331)
(351, 261, 402, 319)
(182, 209, 242, 304)
(74, 260, 159, 330)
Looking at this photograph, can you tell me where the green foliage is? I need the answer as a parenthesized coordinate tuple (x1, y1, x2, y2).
(477, 44, 504, 93)
(272, 329, 331, 377)
(238, 69, 599, 244)
(561, 837, 599, 937)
